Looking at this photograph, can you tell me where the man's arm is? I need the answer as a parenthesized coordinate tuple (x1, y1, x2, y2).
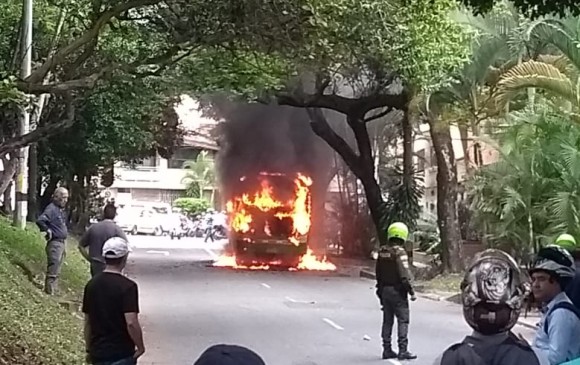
(396, 246, 416, 297)
(123, 284, 145, 358)
(78, 229, 91, 262)
(36, 204, 53, 232)
(83, 314, 91, 352)
(115, 225, 128, 241)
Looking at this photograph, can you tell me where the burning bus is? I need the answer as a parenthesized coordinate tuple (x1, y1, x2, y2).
(224, 172, 312, 268)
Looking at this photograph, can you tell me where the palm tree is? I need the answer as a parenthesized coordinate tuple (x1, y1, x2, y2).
(181, 150, 216, 204)
(469, 105, 580, 262)
(495, 17, 580, 111)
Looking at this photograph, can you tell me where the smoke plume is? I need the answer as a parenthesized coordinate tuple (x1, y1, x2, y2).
(211, 101, 333, 251)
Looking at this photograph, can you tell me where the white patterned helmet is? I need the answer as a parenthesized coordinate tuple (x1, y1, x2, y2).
(461, 249, 529, 334)
(531, 245, 575, 278)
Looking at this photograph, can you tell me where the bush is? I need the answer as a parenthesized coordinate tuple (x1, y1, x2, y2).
(0, 217, 89, 364)
(173, 197, 210, 216)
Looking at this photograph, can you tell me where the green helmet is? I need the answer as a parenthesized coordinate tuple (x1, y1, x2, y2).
(387, 222, 409, 242)
(555, 233, 577, 250)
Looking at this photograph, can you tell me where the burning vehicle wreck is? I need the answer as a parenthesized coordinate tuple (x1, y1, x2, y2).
(209, 101, 336, 271)
(226, 172, 312, 268)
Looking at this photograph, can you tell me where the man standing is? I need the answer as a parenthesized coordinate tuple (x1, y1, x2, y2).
(375, 222, 417, 360)
(553, 234, 580, 310)
(83, 237, 145, 365)
(530, 245, 580, 364)
(36, 187, 69, 295)
(79, 203, 128, 277)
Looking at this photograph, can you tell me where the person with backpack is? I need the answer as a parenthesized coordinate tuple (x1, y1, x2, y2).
(553, 234, 580, 310)
(376, 222, 417, 360)
(530, 245, 580, 365)
(435, 249, 549, 365)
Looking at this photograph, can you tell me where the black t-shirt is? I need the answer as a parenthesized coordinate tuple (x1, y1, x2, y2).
(82, 272, 140, 362)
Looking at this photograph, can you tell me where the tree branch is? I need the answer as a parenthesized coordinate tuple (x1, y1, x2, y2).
(26, 0, 163, 84)
(277, 91, 407, 117)
(305, 108, 362, 176)
(0, 94, 75, 159)
(363, 107, 393, 123)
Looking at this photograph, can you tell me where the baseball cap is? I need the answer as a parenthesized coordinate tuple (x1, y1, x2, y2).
(102, 237, 130, 259)
(194, 345, 266, 365)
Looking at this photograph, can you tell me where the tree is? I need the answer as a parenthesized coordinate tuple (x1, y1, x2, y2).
(181, 150, 216, 203)
(469, 105, 580, 262)
(185, 0, 470, 252)
(460, 0, 580, 18)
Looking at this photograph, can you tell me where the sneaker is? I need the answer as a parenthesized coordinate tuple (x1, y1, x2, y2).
(397, 351, 417, 360)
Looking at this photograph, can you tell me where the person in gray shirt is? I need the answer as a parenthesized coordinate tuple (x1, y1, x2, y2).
(36, 187, 69, 295)
(79, 203, 128, 277)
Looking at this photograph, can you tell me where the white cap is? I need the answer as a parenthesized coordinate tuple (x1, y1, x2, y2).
(102, 237, 130, 259)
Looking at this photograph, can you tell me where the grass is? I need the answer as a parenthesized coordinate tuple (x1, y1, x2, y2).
(0, 217, 89, 364)
(417, 273, 463, 293)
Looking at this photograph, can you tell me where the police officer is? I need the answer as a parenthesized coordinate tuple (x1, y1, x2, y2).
(376, 222, 417, 360)
(553, 234, 580, 309)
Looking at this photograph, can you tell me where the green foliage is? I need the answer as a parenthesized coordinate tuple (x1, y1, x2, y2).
(181, 151, 216, 199)
(460, 0, 580, 18)
(380, 167, 423, 232)
(173, 198, 210, 217)
(0, 218, 88, 364)
(468, 105, 580, 260)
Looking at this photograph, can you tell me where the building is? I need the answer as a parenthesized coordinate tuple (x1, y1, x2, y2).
(413, 124, 498, 214)
(102, 96, 220, 206)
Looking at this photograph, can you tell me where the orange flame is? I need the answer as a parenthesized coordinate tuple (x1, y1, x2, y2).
(219, 172, 335, 271)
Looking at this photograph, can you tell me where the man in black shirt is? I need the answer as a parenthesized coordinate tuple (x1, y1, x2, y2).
(82, 237, 145, 365)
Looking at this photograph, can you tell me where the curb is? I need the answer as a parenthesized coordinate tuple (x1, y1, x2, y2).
(361, 269, 541, 330)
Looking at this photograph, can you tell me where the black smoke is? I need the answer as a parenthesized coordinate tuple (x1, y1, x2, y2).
(210, 101, 334, 251)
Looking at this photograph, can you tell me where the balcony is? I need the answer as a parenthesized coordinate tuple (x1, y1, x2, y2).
(112, 165, 188, 190)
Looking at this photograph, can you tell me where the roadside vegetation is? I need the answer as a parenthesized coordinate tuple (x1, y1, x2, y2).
(0, 217, 87, 364)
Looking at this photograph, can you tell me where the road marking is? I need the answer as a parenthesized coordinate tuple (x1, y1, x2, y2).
(322, 318, 344, 331)
(204, 248, 219, 260)
(261, 283, 271, 289)
(387, 360, 403, 365)
(146, 250, 169, 256)
(285, 296, 298, 303)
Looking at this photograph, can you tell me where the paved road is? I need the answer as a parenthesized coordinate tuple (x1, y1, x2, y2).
(125, 235, 537, 365)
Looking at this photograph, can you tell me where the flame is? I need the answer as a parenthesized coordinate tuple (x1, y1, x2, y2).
(217, 172, 335, 271)
(213, 249, 336, 271)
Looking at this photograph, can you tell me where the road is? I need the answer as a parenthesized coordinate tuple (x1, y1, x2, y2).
(125, 235, 537, 365)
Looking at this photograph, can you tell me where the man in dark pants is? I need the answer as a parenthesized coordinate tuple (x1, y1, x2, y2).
(36, 187, 69, 295)
(376, 222, 417, 360)
(79, 203, 128, 277)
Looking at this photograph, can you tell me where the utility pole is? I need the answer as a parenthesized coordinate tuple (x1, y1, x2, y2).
(14, 0, 33, 228)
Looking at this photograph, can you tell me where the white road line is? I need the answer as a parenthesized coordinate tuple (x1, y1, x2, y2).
(146, 250, 169, 256)
(204, 248, 219, 260)
(322, 318, 344, 331)
(387, 360, 403, 365)
(285, 296, 298, 303)
(261, 283, 271, 289)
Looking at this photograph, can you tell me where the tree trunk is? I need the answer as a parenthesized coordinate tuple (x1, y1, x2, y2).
(428, 116, 464, 273)
(3, 180, 13, 215)
(401, 108, 414, 265)
(0, 154, 17, 198)
(40, 175, 60, 212)
(27, 143, 38, 221)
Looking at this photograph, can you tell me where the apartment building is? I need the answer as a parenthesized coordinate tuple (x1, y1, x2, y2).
(414, 124, 498, 214)
(101, 96, 220, 206)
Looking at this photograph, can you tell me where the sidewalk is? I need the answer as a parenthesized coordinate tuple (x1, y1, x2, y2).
(358, 266, 542, 330)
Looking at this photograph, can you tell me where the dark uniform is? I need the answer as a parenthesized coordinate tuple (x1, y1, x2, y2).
(375, 224, 417, 360)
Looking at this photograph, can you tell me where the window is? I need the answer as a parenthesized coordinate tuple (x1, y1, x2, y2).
(168, 148, 201, 169)
(118, 188, 130, 193)
(416, 149, 425, 172)
(473, 143, 483, 166)
(134, 155, 157, 168)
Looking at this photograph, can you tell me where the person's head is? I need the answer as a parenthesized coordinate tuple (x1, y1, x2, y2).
(103, 204, 117, 220)
(53, 187, 69, 207)
(102, 237, 130, 269)
(529, 245, 575, 303)
(461, 249, 528, 335)
(385, 222, 409, 246)
(194, 344, 266, 365)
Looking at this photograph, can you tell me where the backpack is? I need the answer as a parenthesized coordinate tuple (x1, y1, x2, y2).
(440, 332, 540, 365)
(543, 301, 580, 335)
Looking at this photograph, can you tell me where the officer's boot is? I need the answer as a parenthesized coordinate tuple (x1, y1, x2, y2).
(382, 347, 397, 359)
(397, 347, 417, 360)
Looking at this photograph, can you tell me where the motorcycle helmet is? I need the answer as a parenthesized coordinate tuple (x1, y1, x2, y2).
(461, 249, 528, 335)
(555, 233, 577, 252)
(530, 245, 575, 284)
(386, 222, 409, 242)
